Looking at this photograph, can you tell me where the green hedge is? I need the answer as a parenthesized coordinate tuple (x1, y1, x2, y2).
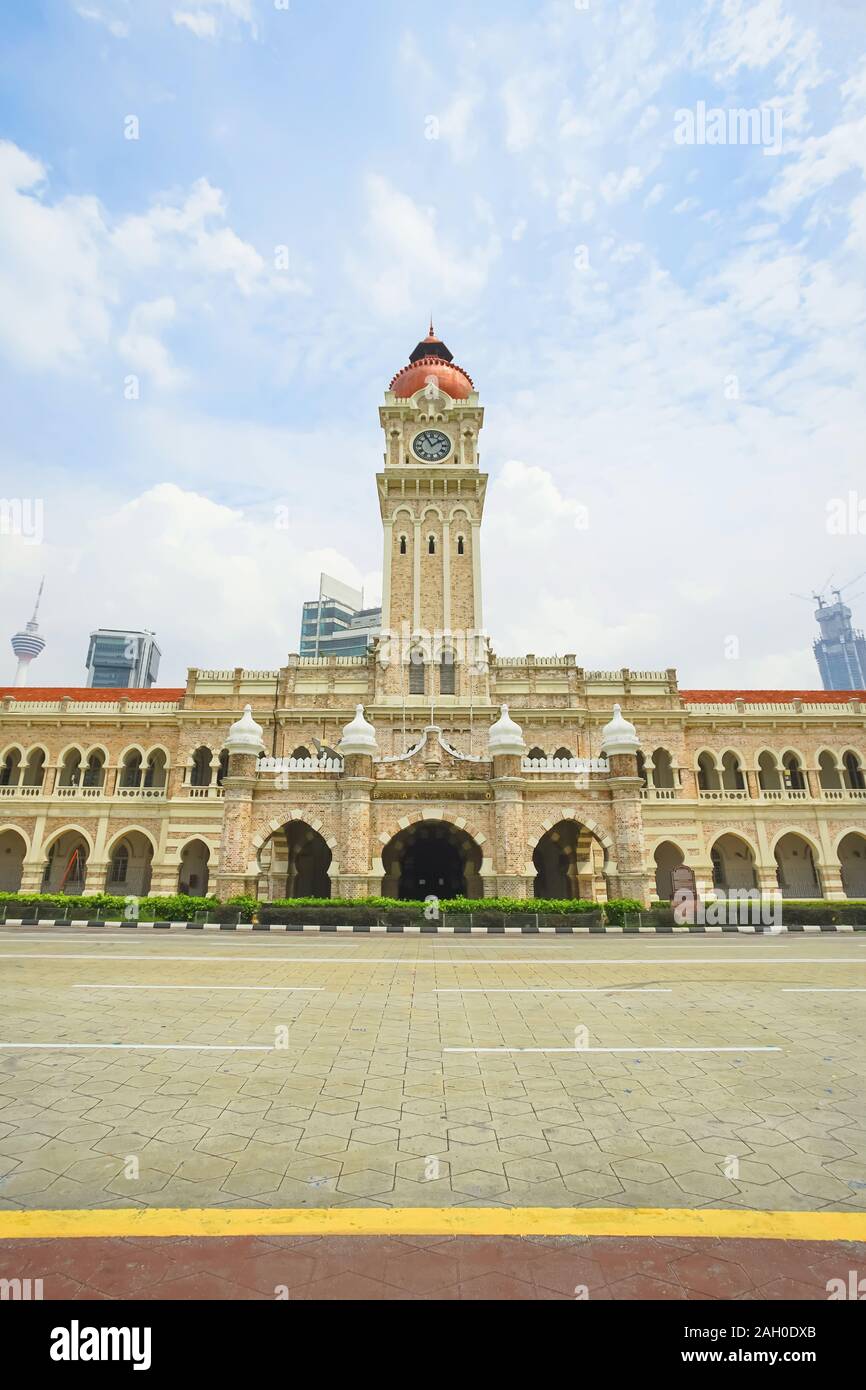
(0, 891, 639, 927)
(5, 891, 858, 927)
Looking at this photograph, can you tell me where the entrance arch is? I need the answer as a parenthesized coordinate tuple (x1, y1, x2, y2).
(710, 833, 757, 893)
(532, 820, 608, 900)
(178, 839, 210, 895)
(257, 822, 333, 900)
(838, 832, 866, 898)
(774, 832, 822, 898)
(106, 830, 155, 897)
(41, 829, 91, 894)
(653, 840, 685, 900)
(381, 822, 482, 900)
(0, 828, 26, 892)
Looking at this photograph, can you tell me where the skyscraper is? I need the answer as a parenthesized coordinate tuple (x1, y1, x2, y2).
(813, 593, 866, 690)
(85, 629, 161, 688)
(10, 579, 47, 686)
(299, 575, 381, 659)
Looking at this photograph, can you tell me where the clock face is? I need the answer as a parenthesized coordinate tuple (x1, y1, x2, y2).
(412, 429, 452, 462)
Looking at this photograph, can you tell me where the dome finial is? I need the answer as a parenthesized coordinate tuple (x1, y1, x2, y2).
(488, 703, 526, 757)
(338, 703, 379, 757)
(600, 703, 640, 757)
(224, 704, 265, 756)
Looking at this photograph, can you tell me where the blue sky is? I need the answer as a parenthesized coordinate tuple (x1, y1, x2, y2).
(1, 0, 865, 687)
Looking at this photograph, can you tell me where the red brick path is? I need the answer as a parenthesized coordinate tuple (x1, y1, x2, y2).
(2, 1235, 863, 1300)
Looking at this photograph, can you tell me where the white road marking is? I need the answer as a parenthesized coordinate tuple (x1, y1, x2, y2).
(782, 988, 866, 993)
(1, 954, 864, 965)
(72, 984, 322, 992)
(0, 1043, 275, 1051)
(443, 1045, 782, 1054)
(434, 987, 673, 994)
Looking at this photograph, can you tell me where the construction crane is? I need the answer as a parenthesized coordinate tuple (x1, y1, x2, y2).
(791, 568, 866, 609)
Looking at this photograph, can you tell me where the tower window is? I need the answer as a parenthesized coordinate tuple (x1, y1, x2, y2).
(427, 535, 436, 555)
(440, 650, 456, 695)
(456, 535, 465, 556)
(409, 652, 426, 694)
(399, 535, 407, 555)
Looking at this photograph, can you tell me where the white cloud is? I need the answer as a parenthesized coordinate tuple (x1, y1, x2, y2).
(172, 0, 257, 39)
(347, 175, 499, 317)
(118, 298, 183, 389)
(673, 196, 700, 214)
(75, 5, 129, 38)
(1, 482, 366, 683)
(0, 144, 301, 377)
(173, 10, 217, 38)
(600, 166, 645, 204)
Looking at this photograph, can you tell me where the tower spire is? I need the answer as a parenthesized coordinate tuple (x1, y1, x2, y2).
(11, 578, 47, 687)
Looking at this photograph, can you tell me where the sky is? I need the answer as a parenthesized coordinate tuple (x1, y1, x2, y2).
(1, 0, 865, 689)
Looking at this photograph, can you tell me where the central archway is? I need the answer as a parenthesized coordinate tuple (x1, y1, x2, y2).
(532, 820, 608, 900)
(382, 822, 482, 900)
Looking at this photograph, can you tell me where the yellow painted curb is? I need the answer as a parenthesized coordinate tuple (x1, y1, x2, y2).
(1, 1207, 865, 1242)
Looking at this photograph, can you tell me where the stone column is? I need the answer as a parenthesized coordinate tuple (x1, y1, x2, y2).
(333, 705, 380, 899)
(607, 752, 648, 904)
(214, 706, 264, 901)
(805, 768, 820, 800)
(337, 753, 375, 898)
(819, 863, 846, 901)
(746, 770, 760, 799)
(601, 706, 648, 905)
(491, 752, 529, 898)
(215, 752, 258, 900)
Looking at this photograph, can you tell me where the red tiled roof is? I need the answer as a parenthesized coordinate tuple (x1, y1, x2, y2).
(0, 687, 184, 702)
(680, 690, 866, 703)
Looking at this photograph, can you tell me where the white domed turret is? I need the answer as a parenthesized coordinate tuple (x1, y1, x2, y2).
(488, 704, 526, 758)
(600, 704, 640, 757)
(224, 704, 265, 756)
(338, 704, 378, 757)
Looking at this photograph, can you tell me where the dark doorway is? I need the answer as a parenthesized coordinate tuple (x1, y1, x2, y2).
(382, 823, 482, 900)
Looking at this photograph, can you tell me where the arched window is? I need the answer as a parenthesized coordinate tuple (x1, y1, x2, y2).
(758, 751, 781, 791)
(456, 535, 465, 556)
(292, 746, 311, 760)
(697, 752, 719, 791)
(843, 751, 865, 790)
(427, 534, 436, 555)
(144, 750, 167, 789)
(22, 748, 46, 787)
(782, 752, 805, 790)
(109, 841, 130, 885)
(720, 752, 745, 790)
(119, 750, 142, 788)
(217, 749, 229, 785)
(0, 752, 21, 786)
(818, 751, 842, 790)
(439, 649, 455, 695)
(409, 650, 426, 695)
(59, 749, 83, 788)
(399, 535, 407, 556)
(652, 749, 675, 788)
(82, 752, 105, 788)
(190, 747, 212, 787)
(527, 746, 545, 761)
(553, 746, 574, 761)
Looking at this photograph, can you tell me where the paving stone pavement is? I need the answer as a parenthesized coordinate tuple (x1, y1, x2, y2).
(0, 928, 865, 1216)
(2, 1233, 865, 1300)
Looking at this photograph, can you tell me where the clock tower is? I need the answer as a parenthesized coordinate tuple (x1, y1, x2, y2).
(375, 326, 489, 703)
